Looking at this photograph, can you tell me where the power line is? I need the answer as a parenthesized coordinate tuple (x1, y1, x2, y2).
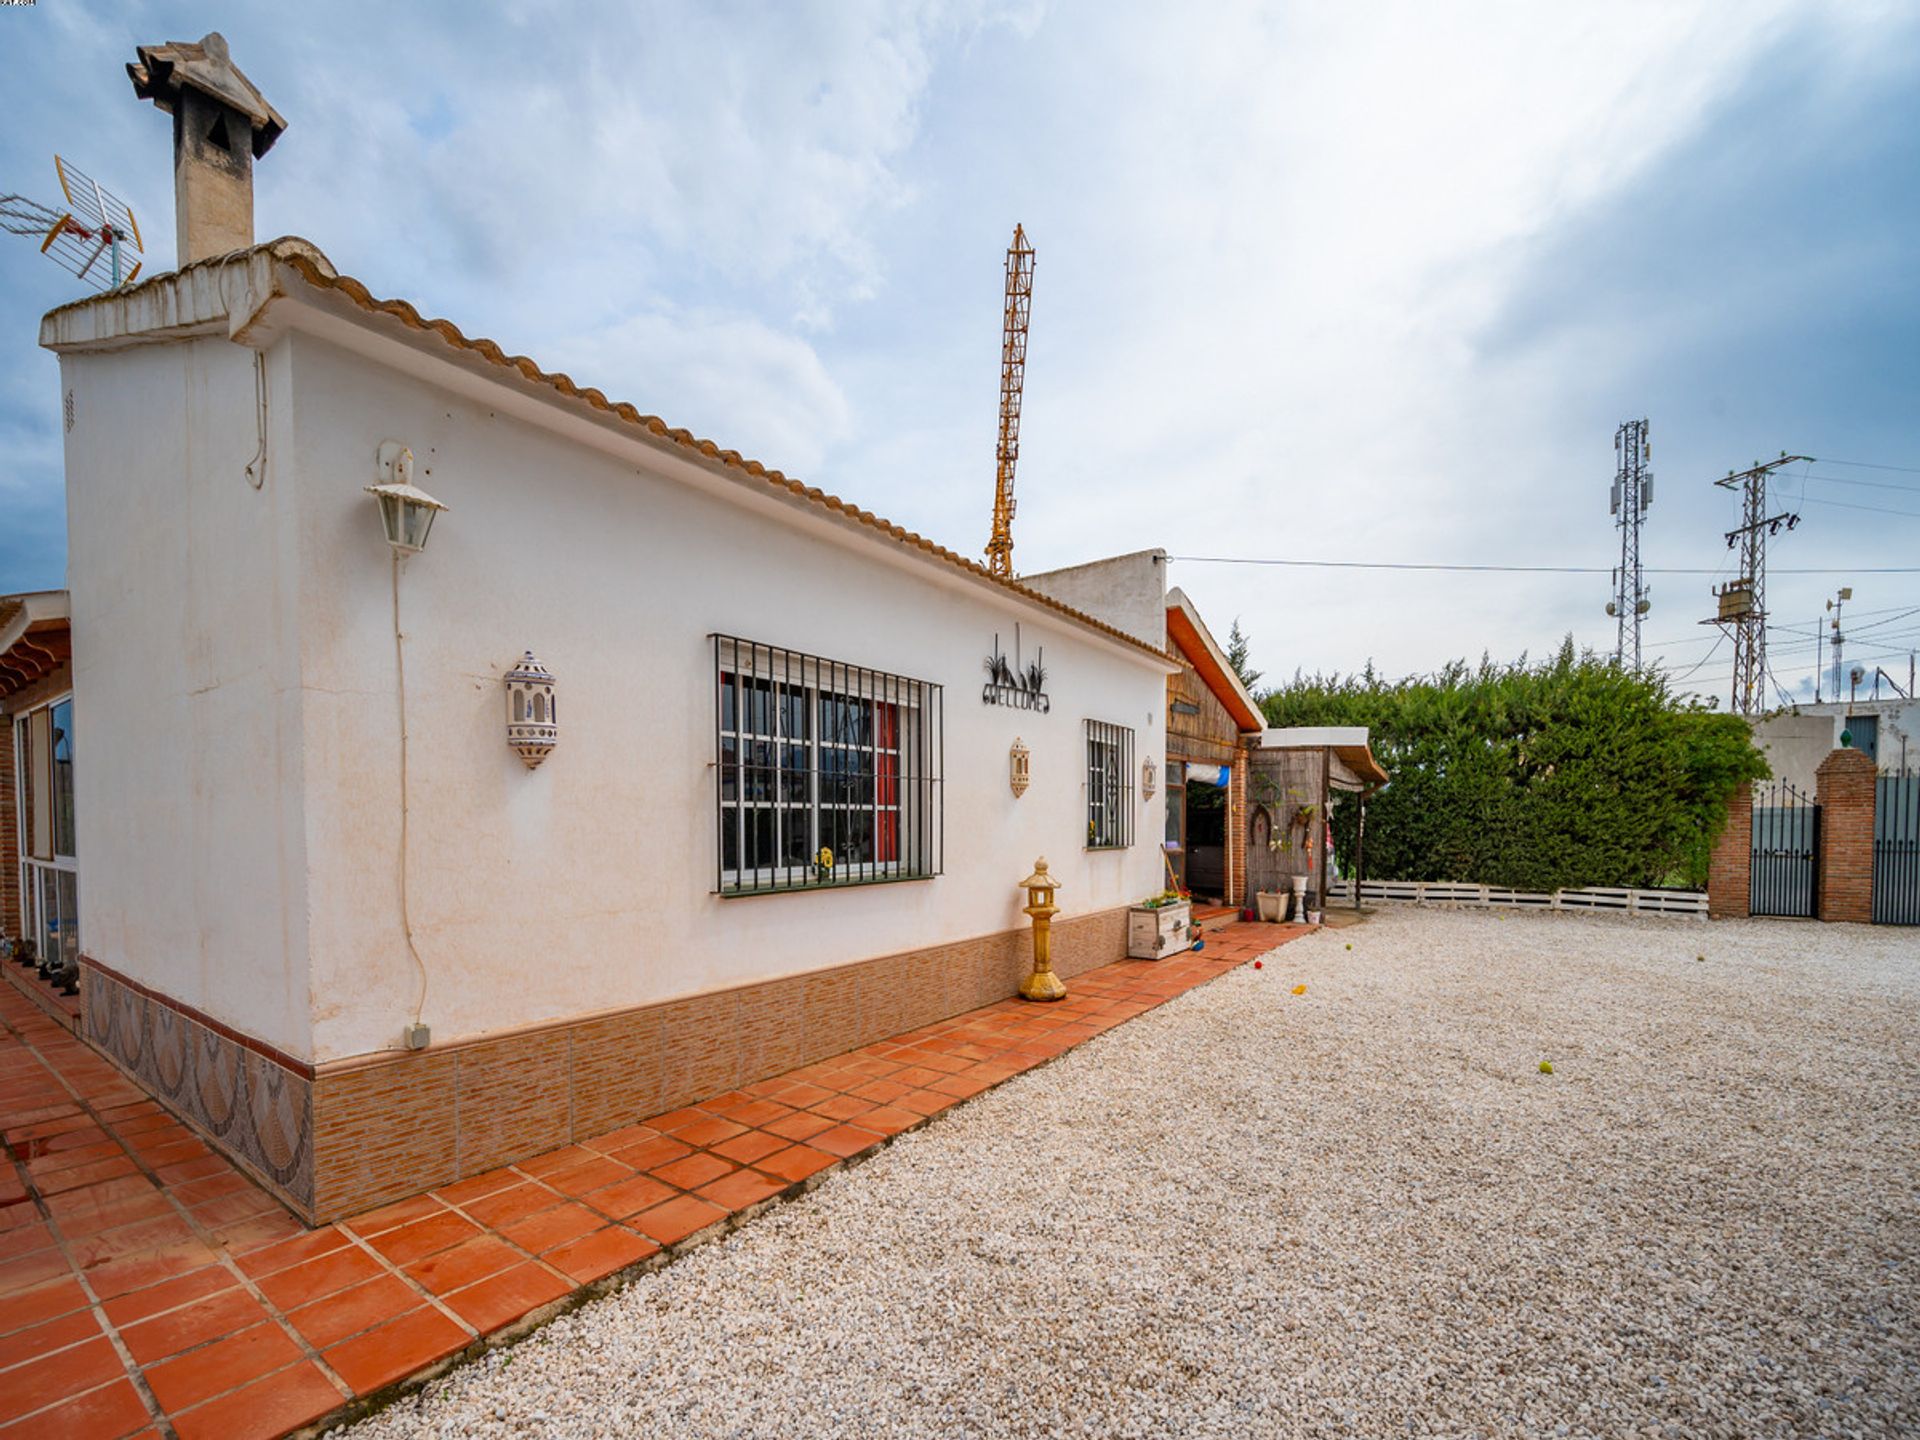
(1166, 556, 1920, 575)
(1815, 456, 1920, 474)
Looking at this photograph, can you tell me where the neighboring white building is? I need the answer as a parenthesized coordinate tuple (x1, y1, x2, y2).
(1751, 698, 1919, 793)
(33, 41, 1173, 1221)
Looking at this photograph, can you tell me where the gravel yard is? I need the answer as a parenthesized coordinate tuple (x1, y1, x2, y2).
(344, 908, 1918, 1439)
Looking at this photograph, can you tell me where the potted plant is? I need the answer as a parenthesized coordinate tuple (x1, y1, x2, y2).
(1129, 888, 1193, 960)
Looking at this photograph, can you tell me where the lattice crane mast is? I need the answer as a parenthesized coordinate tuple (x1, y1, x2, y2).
(985, 224, 1035, 579)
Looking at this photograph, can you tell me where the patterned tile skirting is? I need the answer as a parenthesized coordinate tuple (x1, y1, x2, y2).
(80, 904, 1128, 1224)
(82, 958, 316, 1214)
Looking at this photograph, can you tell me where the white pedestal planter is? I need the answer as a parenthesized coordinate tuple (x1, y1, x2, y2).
(1128, 902, 1193, 960)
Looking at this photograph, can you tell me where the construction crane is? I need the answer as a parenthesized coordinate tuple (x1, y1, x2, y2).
(984, 224, 1035, 579)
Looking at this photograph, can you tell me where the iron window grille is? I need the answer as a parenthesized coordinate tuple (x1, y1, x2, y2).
(713, 636, 944, 896)
(1085, 718, 1135, 849)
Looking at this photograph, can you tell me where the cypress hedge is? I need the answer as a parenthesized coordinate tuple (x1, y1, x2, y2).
(1260, 640, 1768, 891)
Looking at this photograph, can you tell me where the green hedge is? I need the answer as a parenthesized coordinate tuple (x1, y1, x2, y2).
(1260, 641, 1767, 891)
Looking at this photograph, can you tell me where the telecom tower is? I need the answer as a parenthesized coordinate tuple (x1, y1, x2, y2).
(1607, 419, 1653, 666)
(984, 225, 1035, 580)
(1703, 453, 1810, 714)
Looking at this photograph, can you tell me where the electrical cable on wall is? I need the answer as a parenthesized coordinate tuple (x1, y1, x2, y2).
(392, 552, 430, 1029)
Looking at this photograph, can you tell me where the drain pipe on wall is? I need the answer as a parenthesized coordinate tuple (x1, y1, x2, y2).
(365, 443, 449, 1052)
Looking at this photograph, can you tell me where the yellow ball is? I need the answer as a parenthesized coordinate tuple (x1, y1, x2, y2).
(1538, 1060, 1554, 1075)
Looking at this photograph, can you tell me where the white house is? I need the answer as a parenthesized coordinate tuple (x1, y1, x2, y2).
(34, 37, 1172, 1222)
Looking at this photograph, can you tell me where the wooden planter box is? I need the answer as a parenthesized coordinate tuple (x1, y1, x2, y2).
(1128, 902, 1192, 960)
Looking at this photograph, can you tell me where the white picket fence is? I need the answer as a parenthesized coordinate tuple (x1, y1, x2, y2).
(1325, 877, 1707, 917)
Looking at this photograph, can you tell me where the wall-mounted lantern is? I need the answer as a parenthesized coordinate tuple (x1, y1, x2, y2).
(366, 440, 447, 555)
(505, 651, 558, 769)
(1142, 754, 1158, 800)
(1009, 737, 1031, 797)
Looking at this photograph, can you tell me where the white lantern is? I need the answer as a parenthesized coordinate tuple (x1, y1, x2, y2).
(505, 651, 557, 769)
(366, 441, 447, 554)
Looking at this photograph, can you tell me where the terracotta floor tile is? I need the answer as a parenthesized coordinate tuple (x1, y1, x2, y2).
(142, 1321, 303, 1414)
(0, 1306, 102, 1370)
(0, 1245, 74, 1294)
(81, 1240, 222, 1301)
(542, 1225, 659, 1284)
(344, 1192, 444, 1237)
(120, 1287, 271, 1366)
(187, 1191, 280, 1228)
(207, 1212, 306, 1256)
(629, 1194, 729, 1247)
(0, 1210, 45, 1249)
(752, 1144, 839, 1184)
(36, 1157, 140, 1195)
(0, 1377, 150, 1440)
(541, 1156, 633, 1198)
(233, 1226, 350, 1280)
(442, 1262, 571, 1334)
(763, 1109, 836, 1142)
(581, 1172, 677, 1221)
(0, 1336, 127, 1424)
(893, 1088, 957, 1117)
(461, 1182, 557, 1229)
(136, 1140, 211, 1172)
(770, 1081, 834, 1107)
(583, 1122, 664, 1151)
(1, 1276, 89, 1336)
(849, 1078, 912, 1105)
(153, 1156, 228, 1186)
(695, 1168, 788, 1213)
(363, 1210, 483, 1267)
(643, 1107, 709, 1133)
(170, 1173, 255, 1208)
(253, 1244, 384, 1310)
(606, 1134, 693, 1171)
(711, 1129, 788, 1166)
(651, 1152, 734, 1191)
(809, 1094, 877, 1123)
(430, 1167, 524, 1208)
(322, 1305, 470, 1395)
(515, 1146, 598, 1179)
(928, 1072, 994, 1101)
(166, 1362, 343, 1440)
(667, 1115, 747, 1149)
(808, 1123, 885, 1160)
(496, 1201, 603, 1254)
(284, 1273, 422, 1350)
(402, 1235, 522, 1296)
(710, 1098, 791, 1128)
(856, 1105, 923, 1137)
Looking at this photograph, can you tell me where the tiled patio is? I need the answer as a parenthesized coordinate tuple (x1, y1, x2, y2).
(0, 922, 1304, 1439)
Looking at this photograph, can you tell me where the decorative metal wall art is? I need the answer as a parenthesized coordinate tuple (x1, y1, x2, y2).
(505, 651, 558, 769)
(983, 626, 1049, 712)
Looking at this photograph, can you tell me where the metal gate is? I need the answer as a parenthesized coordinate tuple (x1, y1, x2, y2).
(1874, 772, 1920, 925)
(1751, 781, 1818, 918)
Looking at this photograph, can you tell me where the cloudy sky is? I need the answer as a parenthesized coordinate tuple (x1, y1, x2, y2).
(3, 0, 1916, 703)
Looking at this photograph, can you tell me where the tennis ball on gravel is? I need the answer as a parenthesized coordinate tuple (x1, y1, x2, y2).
(1538, 1060, 1554, 1074)
(1291, 984, 1307, 996)
(1344, 942, 1352, 951)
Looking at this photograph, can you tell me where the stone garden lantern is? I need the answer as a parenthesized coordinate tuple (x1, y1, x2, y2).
(1017, 858, 1066, 1002)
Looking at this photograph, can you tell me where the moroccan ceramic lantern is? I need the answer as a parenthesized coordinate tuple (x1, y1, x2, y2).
(1009, 737, 1031, 797)
(505, 651, 558, 769)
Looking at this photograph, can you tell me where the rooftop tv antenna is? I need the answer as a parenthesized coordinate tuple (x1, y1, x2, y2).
(0, 156, 145, 291)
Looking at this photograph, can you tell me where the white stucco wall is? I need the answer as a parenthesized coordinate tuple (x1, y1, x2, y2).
(277, 329, 1167, 1063)
(1751, 700, 1920, 791)
(59, 336, 313, 1058)
(1021, 550, 1168, 650)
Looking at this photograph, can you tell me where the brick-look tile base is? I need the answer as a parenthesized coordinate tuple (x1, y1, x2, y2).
(1707, 788, 1753, 920)
(1815, 748, 1877, 924)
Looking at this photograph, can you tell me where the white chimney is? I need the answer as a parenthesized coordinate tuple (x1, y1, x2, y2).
(128, 32, 287, 266)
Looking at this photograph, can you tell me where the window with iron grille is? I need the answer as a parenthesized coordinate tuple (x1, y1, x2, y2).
(713, 636, 943, 896)
(1086, 718, 1135, 849)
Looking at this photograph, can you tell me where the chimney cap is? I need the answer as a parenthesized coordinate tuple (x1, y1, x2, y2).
(128, 31, 287, 158)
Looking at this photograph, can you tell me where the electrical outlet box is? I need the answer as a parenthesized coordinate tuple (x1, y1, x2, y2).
(403, 1022, 431, 1051)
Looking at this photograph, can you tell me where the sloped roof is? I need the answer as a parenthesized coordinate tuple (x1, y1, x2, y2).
(41, 240, 1170, 665)
(0, 591, 71, 702)
(129, 32, 287, 157)
(1165, 588, 1264, 731)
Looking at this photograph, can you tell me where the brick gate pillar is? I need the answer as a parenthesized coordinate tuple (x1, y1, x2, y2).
(1815, 747, 1878, 924)
(1707, 786, 1752, 920)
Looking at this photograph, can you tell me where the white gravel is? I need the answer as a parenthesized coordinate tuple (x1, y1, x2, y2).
(342, 908, 1919, 1439)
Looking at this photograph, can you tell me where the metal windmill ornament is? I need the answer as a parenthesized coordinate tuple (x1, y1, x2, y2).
(1, 157, 145, 291)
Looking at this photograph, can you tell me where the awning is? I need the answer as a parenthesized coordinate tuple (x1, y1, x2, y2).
(1258, 725, 1389, 789)
(0, 592, 71, 703)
